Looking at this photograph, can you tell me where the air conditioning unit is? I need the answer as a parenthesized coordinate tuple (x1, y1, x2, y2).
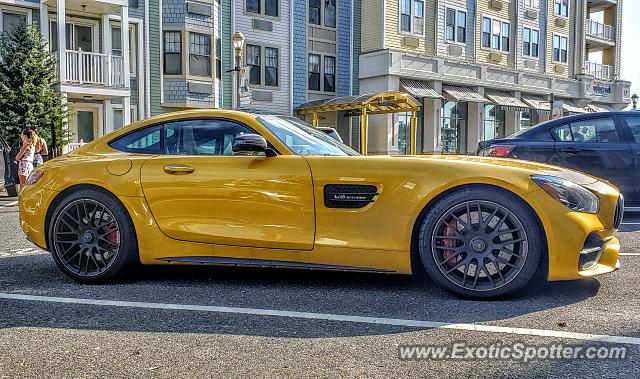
(490, 0, 504, 11)
(554, 64, 566, 74)
(448, 44, 463, 56)
(489, 52, 504, 63)
(525, 10, 538, 20)
(403, 36, 420, 48)
(555, 18, 567, 27)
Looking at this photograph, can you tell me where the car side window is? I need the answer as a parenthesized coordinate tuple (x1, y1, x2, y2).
(623, 116, 640, 143)
(164, 119, 255, 156)
(109, 125, 163, 154)
(551, 124, 572, 142)
(569, 117, 619, 143)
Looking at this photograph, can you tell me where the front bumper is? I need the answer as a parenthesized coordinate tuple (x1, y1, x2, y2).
(522, 180, 621, 281)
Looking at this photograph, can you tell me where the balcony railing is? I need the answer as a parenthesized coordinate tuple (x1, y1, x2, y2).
(64, 49, 125, 87)
(586, 19, 616, 42)
(585, 61, 614, 80)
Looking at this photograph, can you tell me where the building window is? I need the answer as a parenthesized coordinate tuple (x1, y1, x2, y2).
(163, 31, 182, 75)
(523, 27, 539, 58)
(484, 105, 506, 141)
(553, 34, 568, 63)
(189, 33, 211, 77)
(308, 54, 321, 91)
(445, 8, 466, 43)
(524, 0, 540, 9)
(554, 0, 569, 17)
(324, 0, 336, 28)
(399, 0, 423, 35)
(265, 47, 278, 87)
(112, 25, 137, 76)
(247, 0, 278, 17)
(246, 0, 260, 13)
(324, 56, 335, 93)
(1, 11, 27, 33)
(246, 44, 261, 85)
(482, 17, 491, 48)
(215, 37, 221, 79)
(483, 16, 510, 52)
(441, 101, 468, 154)
(309, 0, 320, 25)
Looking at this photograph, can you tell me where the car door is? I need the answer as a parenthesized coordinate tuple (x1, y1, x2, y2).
(139, 118, 316, 250)
(620, 114, 640, 206)
(553, 115, 635, 199)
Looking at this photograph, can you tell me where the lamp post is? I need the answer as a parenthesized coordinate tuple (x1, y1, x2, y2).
(632, 93, 638, 110)
(231, 31, 245, 109)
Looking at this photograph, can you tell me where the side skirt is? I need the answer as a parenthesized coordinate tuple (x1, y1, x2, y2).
(155, 256, 397, 273)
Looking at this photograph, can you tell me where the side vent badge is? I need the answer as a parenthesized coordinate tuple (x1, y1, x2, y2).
(324, 184, 379, 209)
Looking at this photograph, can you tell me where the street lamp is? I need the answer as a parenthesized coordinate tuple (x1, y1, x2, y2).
(231, 31, 245, 108)
(632, 93, 638, 110)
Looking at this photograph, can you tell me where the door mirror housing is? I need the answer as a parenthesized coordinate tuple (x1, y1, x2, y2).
(232, 134, 276, 157)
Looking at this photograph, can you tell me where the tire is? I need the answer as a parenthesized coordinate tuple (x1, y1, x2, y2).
(5, 184, 17, 197)
(48, 189, 139, 283)
(417, 186, 544, 299)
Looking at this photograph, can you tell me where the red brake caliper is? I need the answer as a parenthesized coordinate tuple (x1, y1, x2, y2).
(442, 218, 458, 268)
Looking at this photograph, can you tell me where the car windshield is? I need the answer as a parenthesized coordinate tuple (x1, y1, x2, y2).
(257, 115, 359, 156)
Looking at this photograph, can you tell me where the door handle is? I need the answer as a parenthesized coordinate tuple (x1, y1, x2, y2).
(163, 165, 195, 175)
(560, 147, 582, 154)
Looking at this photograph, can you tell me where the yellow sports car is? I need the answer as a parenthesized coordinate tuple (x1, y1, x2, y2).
(18, 110, 623, 298)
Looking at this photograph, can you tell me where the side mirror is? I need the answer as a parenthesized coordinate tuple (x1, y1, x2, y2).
(232, 134, 276, 157)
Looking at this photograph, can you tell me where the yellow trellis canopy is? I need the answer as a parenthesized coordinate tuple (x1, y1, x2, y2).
(296, 91, 421, 155)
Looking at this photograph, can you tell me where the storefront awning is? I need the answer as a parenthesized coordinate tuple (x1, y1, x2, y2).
(296, 91, 421, 115)
(442, 85, 489, 103)
(562, 101, 589, 114)
(400, 79, 442, 99)
(484, 90, 529, 111)
(586, 104, 616, 113)
(521, 95, 551, 113)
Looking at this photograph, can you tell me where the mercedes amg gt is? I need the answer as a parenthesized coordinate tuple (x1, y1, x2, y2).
(18, 110, 624, 298)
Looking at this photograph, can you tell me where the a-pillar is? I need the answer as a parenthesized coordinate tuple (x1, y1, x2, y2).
(56, 0, 66, 83)
(121, 5, 131, 125)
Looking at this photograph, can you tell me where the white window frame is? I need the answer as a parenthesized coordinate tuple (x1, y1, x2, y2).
(398, 0, 424, 36)
(554, 0, 569, 18)
(245, 0, 280, 19)
(308, 0, 337, 29)
(522, 26, 540, 58)
(308, 53, 337, 93)
(112, 103, 138, 130)
(444, 6, 467, 45)
(481, 15, 510, 53)
(552, 33, 568, 64)
(0, 6, 32, 33)
(111, 22, 138, 78)
(188, 31, 213, 78)
(523, 0, 540, 10)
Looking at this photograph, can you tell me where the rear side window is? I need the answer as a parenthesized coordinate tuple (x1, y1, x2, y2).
(109, 125, 163, 154)
(624, 116, 640, 143)
(552, 117, 619, 143)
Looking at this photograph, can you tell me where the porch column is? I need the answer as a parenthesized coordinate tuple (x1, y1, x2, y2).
(422, 98, 442, 154)
(123, 97, 131, 126)
(56, 0, 66, 83)
(39, 1, 49, 43)
(104, 99, 113, 134)
(467, 102, 483, 154)
(121, 5, 130, 89)
(102, 14, 111, 54)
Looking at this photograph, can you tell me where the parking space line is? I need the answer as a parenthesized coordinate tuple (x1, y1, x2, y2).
(1, 292, 640, 346)
(619, 253, 640, 256)
(0, 201, 17, 208)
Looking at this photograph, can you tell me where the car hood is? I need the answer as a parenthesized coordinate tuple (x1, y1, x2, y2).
(393, 154, 600, 185)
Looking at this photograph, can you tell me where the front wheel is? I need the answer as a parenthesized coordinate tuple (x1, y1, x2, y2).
(48, 189, 138, 283)
(418, 187, 544, 299)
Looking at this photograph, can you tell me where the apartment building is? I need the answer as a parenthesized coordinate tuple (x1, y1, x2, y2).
(359, 0, 631, 155)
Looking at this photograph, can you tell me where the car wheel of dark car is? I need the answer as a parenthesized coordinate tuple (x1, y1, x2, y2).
(48, 189, 139, 283)
(418, 187, 543, 299)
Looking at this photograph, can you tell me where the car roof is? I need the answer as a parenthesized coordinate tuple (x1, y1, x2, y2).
(513, 111, 634, 139)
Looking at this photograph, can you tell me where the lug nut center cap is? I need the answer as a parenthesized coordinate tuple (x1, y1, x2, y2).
(470, 237, 486, 252)
(82, 231, 95, 244)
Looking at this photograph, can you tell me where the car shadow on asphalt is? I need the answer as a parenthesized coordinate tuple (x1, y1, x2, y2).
(0, 255, 604, 338)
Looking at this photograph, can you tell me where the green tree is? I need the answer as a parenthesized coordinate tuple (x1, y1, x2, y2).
(0, 22, 69, 152)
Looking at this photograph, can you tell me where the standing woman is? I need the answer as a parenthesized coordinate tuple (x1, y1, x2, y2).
(29, 126, 48, 167)
(15, 129, 36, 190)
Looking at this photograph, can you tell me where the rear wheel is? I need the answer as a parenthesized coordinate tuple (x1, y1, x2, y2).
(418, 187, 543, 299)
(48, 189, 138, 283)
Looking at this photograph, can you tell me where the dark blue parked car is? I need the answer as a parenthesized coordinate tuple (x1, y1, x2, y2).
(478, 112, 640, 207)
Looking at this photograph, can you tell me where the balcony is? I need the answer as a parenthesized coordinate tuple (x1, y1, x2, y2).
(586, 20, 616, 42)
(585, 61, 614, 80)
(63, 50, 125, 88)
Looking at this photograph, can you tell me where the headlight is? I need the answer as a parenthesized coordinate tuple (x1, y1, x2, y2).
(531, 175, 599, 214)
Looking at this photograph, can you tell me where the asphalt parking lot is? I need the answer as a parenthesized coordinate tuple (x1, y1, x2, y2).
(2, 193, 640, 378)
